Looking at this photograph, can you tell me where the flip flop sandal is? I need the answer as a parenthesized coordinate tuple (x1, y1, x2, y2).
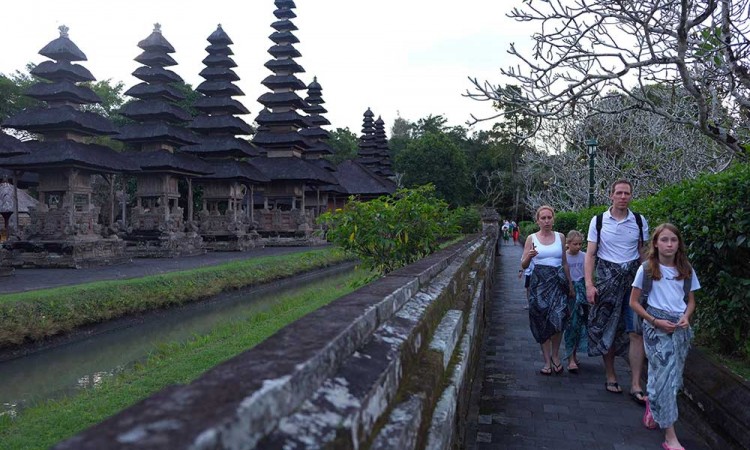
(552, 362, 564, 374)
(631, 390, 647, 405)
(604, 381, 623, 393)
(540, 366, 552, 375)
(661, 442, 684, 450)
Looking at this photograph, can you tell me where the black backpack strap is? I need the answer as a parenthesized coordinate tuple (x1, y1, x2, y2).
(641, 261, 653, 295)
(682, 274, 692, 304)
(595, 213, 603, 255)
(633, 212, 644, 247)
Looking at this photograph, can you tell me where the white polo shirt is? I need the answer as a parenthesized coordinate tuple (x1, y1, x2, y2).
(587, 209, 649, 263)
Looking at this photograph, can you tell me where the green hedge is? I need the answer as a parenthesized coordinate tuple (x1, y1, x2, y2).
(567, 164, 750, 359)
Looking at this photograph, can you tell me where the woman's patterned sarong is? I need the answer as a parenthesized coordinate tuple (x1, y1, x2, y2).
(528, 264, 569, 344)
(644, 306, 692, 428)
(563, 279, 588, 359)
(587, 258, 639, 357)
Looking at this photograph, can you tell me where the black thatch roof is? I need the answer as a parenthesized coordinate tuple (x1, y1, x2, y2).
(189, 115, 253, 136)
(123, 149, 213, 175)
(271, 19, 298, 32)
(261, 74, 306, 90)
(194, 97, 249, 115)
(124, 83, 186, 102)
(25, 81, 101, 104)
(254, 109, 309, 127)
(309, 158, 336, 172)
(196, 81, 244, 97)
(257, 91, 306, 109)
(115, 123, 201, 147)
(181, 136, 259, 158)
(264, 58, 304, 74)
(119, 99, 192, 123)
(252, 131, 310, 149)
(251, 156, 337, 184)
(39, 26, 87, 62)
(138, 24, 175, 53)
(3, 105, 117, 136)
(306, 114, 330, 126)
(31, 60, 95, 83)
(205, 43, 233, 56)
(275, 0, 296, 7)
(274, 9, 297, 20)
(0, 133, 29, 157)
(207, 25, 233, 45)
(195, 160, 269, 183)
(202, 54, 237, 68)
(132, 66, 182, 84)
(199, 67, 240, 82)
(269, 31, 300, 45)
(135, 51, 178, 68)
(305, 143, 334, 157)
(334, 160, 396, 196)
(267, 44, 301, 59)
(0, 140, 140, 173)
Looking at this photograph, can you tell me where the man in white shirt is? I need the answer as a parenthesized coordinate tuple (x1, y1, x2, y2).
(584, 179, 649, 404)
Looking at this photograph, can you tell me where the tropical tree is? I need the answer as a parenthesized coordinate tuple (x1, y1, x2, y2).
(467, 0, 750, 159)
(396, 130, 471, 206)
(327, 127, 359, 164)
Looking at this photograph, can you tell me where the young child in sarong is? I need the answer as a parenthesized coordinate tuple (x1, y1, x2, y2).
(562, 230, 587, 372)
(629, 223, 700, 450)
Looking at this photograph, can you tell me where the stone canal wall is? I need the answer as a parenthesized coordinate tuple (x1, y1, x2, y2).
(55, 232, 496, 449)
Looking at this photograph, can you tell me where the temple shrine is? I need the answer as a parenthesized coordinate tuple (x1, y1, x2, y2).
(0, 26, 137, 268)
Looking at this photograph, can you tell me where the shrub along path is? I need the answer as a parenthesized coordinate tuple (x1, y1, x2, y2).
(465, 242, 711, 450)
(0, 246, 314, 294)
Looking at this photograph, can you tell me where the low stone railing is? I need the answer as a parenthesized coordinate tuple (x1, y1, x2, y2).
(55, 232, 496, 449)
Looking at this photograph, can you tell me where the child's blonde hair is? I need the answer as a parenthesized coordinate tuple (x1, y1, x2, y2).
(566, 230, 583, 242)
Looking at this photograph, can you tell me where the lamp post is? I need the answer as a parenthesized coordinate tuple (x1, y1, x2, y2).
(586, 138, 598, 208)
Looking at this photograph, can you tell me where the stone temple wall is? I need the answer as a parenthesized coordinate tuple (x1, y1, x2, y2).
(54, 232, 496, 450)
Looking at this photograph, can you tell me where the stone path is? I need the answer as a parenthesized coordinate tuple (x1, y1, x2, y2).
(465, 242, 711, 450)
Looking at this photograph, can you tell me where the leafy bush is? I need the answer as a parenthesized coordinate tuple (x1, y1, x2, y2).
(631, 163, 750, 358)
(318, 185, 458, 275)
(553, 211, 580, 235)
(449, 206, 481, 234)
(518, 220, 538, 240)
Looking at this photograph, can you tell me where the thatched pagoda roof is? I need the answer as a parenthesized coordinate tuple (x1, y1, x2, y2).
(124, 83, 186, 102)
(0, 140, 140, 173)
(195, 160, 269, 183)
(271, 19, 298, 32)
(264, 58, 304, 74)
(208, 25, 233, 45)
(180, 136, 259, 158)
(270, 31, 300, 45)
(123, 149, 213, 176)
(31, 60, 95, 83)
(38, 25, 87, 62)
(25, 81, 101, 104)
(132, 66, 182, 84)
(254, 109, 309, 128)
(193, 97, 249, 115)
(261, 74, 306, 90)
(199, 67, 240, 82)
(119, 99, 192, 123)
(334, 160, 396, 195)
(250, 156, 336, 184)
(2, 105, 117, 136)
(189, 115, 253, 136)
(137, 24, 175, 53)
(0, 134, 29, 158)
(115, 123, 201, 147)
(257, 91, 306, 109)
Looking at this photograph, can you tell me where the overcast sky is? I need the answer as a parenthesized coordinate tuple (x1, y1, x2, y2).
(1, 0, 529, 135)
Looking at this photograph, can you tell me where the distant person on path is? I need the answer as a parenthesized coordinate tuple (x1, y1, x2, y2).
(585, 179, 649, 400)
(521, 205, 574, 375)
(562, 230, 587, 372)
(511, 219, 520, 245)
(501, 220, 510, 245)
(629, 223, 699, 450)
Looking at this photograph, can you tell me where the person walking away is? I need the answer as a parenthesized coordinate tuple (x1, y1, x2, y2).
(585, 179, 649, 401)
(563, 230, 587, 372)
(511, 219, 520, 245)
(629, 223, 699, 450)
(521, 206, 574, 375)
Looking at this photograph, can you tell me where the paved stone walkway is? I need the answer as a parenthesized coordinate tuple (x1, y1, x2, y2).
(465, 242, 711, 450)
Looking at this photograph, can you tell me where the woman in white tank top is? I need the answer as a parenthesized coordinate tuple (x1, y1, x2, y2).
(520, 205, 575, 375)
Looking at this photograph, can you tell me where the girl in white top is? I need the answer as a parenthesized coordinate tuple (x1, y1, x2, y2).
(629, 223, 700, 450)
(521, 205, 574, 375)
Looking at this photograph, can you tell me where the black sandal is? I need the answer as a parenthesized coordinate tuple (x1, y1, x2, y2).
(605, 381, 623, 393)
(630, 390, 647, 405)
(540, 366, 552, 375)
(552, 362, 564, 375)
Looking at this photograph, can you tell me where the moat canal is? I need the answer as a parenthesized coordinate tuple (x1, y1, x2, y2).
(0, 263, 355, 418)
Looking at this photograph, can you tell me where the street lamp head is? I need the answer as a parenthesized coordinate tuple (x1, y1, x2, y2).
(586, 138, 598, 156)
